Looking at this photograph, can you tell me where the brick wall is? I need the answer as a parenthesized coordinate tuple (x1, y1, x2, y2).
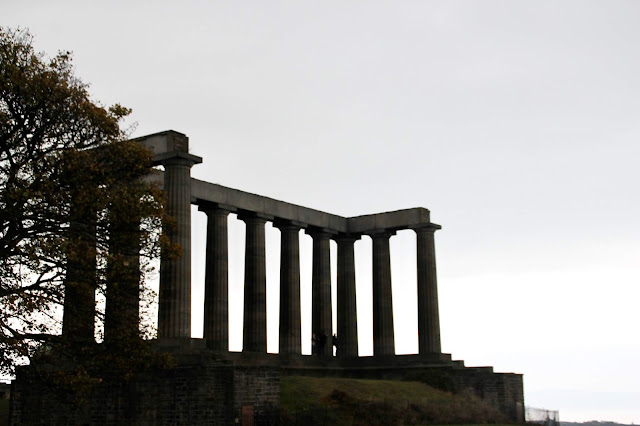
(233, 366, 281, 421)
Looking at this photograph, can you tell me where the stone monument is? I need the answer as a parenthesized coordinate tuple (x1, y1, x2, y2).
(9, 130, 524, 424)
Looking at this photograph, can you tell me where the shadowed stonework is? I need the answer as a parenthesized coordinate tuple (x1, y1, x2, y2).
(9, 130, 524, 424)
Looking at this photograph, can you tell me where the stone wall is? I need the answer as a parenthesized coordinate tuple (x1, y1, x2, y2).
(449, 367, 524, 422)
(233, 366, 281, 420)
(10, 351, 523, 424)
(10, 359, 280, 425)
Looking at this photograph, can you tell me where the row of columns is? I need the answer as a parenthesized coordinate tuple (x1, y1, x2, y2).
(156, 153, 441, 357)
(62, 204, 142, 346)
(60, 141, 442, 359)
(62, 153, 144, 346)
(171, 211, 441, 357)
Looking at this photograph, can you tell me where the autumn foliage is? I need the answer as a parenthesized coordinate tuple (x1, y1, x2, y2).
(0, 28, 170, 377)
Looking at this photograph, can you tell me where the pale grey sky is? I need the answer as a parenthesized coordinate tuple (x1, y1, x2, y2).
(4, 1, 640, 422)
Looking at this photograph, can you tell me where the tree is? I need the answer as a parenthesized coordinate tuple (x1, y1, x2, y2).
(0, 27, 172, 378)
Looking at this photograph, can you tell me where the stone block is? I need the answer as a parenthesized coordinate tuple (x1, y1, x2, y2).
(135, 130, 189, 155)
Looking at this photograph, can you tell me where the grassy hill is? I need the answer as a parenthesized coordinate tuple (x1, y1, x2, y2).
(280, 375, 511, 425)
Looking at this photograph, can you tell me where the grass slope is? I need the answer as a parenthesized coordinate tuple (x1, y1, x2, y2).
(281, 376, 510, 425)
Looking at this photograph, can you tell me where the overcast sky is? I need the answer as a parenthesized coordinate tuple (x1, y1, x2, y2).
(5, 1, 640, 422)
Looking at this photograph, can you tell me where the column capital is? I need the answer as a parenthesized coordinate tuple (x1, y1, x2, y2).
(273, 218, 306, 231)
(237, 211, 273, 223)
(333, 233, 361, 244)
(411, 223, 442, 234)
(154, 151, 203, 168)
(198, 202, 235, 215)
(366, 229, 397, 239)
(305, 227, 337, 239)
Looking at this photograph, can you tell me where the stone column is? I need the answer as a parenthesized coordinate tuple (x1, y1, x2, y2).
(62, 198, 97, 344)
(307, 228, 333, 356)
(239, 213, 269, 352)
(200, 205, 231, 351)
(157, 152, 202, 339)
(371, 230, 396, 356)
(275, 221, 303, 355)
(104, 208, 141, 344)
(335, 234, 360, 358)
(415, 225, 442, 353)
